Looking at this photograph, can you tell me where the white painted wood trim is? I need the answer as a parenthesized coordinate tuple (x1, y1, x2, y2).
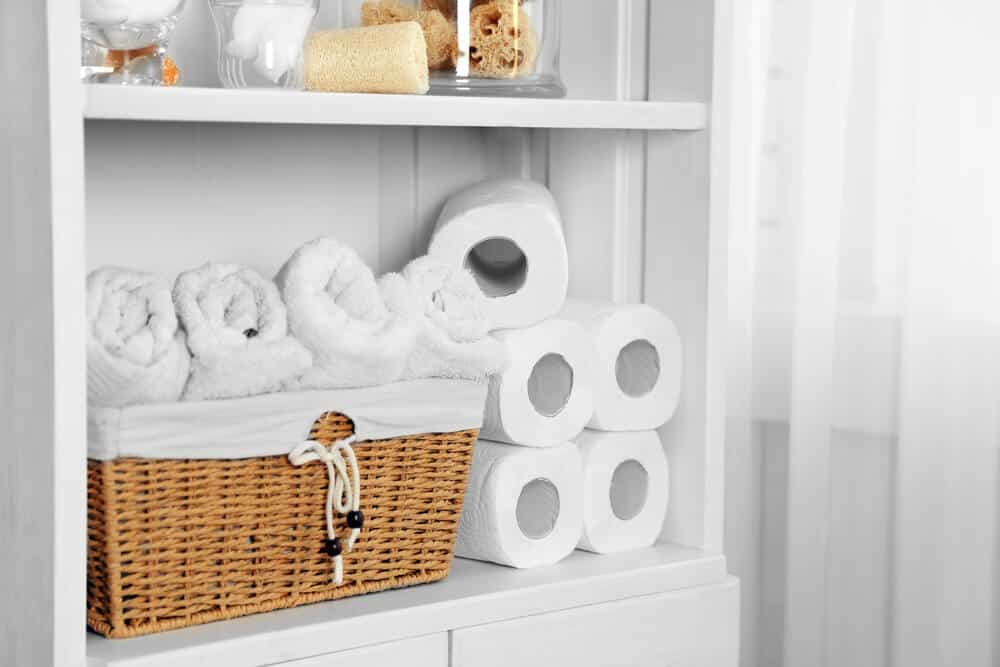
(83, 86, 708, 130)
(714, 0, 771, 656)
(781, 1, 858, 665)
(0, 1, 87, 666)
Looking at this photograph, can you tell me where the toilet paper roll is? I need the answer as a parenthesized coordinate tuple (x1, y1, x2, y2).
(560, 299, 682, 431)
(429, 179, 569, 331)
(576, 430, 670, 554)
(456, 440, 584, 568)
(481, 319, 595, 447)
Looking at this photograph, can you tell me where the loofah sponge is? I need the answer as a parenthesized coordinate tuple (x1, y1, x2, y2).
(305, 23, 429, 94)
(468, 0, 537, 78)
(362, 0, 458, 71)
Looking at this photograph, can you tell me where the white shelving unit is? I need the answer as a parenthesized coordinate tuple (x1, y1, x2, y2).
(2, 2, 742, 666)
(84, 86, 708, 130)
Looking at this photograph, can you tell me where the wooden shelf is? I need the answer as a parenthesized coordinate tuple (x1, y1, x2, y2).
(83, 86, 708, 131)
(86, 544, 726, 667)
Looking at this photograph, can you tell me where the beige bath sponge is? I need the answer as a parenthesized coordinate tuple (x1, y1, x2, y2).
(306, 23, 429, 94)
(469, 0, 537, 78)
(362, 0, 458, 71)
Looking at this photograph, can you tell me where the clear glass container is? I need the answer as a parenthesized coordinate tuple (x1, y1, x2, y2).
(350, 0, 565, 98)
(209, 0, 319, 89)
(80, 0, 187, 84)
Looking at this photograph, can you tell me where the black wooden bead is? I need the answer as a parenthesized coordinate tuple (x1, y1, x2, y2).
(243, 328, 259, 339)
(346, 510, 364, 529)
(324, 537, 342, 557)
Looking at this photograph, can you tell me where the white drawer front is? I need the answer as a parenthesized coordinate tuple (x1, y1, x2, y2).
(279, 633, 448, 667)
(451, 580, 739, 667)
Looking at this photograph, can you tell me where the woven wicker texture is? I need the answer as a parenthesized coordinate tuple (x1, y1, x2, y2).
(87, 412, 477, 638)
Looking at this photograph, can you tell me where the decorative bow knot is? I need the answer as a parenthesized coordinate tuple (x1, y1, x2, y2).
(289, 435, 363, 586)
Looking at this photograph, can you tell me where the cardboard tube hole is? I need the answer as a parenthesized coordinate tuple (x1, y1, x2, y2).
(517, 478, 561, 540)
(465, 237, 528, 298)
(615, 339, 660, 398)
(610, 459, 649, 521)
(527, 353, 574, 417)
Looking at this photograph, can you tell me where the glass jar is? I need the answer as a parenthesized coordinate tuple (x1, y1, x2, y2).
(351, 0, 564, 97)
(209, 0, 319, 89)
(80, 0, 187, 84)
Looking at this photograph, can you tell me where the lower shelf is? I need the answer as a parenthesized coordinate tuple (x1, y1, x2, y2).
(86, 543, 727, 667)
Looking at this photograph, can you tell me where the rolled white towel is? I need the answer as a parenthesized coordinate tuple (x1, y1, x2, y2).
(87, 268, 190, 408)
(380, 256, 507, 381)
(276, 237, 416, 389)
(174, 263, 312, 401)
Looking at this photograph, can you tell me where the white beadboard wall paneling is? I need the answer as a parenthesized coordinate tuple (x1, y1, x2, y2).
(549, 0, 649, 304)
(715, 0, 772, 661)
(412, 127, 490, 256)
(377, 127, 419, 273)
(1, 1, 87, 666)
(644, 1, 717, 552)
(893, 2, 1000, 666)
(781, 0, 857, 665)
(86, 123, 382, 276)
(85, 124, 496, 277)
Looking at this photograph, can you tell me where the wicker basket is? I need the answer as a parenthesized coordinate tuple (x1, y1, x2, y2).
(87, 411, 477, 638)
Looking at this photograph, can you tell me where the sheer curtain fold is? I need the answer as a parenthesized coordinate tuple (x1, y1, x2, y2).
(727, 0, 1000, 666)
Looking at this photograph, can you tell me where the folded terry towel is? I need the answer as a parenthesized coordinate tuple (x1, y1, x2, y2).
(380, 256, 507, 381)
(174, 263, 312, 401)
(276, 237, 416, 389)
(87, 268, 191, 408)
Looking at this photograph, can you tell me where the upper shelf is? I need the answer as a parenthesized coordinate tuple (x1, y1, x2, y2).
(83, 86, 708, 131)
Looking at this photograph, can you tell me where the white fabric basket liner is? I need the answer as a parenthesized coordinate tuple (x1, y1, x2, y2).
(88, 379, 488, 461)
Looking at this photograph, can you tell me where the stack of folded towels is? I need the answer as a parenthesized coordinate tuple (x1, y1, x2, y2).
(86, 237, 507, 408)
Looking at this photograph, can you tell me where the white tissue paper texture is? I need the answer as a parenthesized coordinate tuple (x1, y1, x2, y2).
(429, 179, 569, 331)
(80, 0, 183, 24)
(87, 268, 191, 408)
(277, 237, 416, 390)
(174, 263, 312, 401)
(379, 256, 507, 381)
(227, 3, 316, 82)
(456, 440, 584, 568)
(481, 319, 595, 447)
(560, 299, 682, 431)
(575, 430, 670, 554)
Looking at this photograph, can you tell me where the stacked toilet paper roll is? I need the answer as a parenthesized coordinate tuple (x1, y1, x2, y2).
(430, 179, 683, 567)
(455, 441, 584, 568)
(428, 179, 569, 331)
(575, 430, 670, 554)
(481, 319, 595, 448)
(560, 299, 683, 431)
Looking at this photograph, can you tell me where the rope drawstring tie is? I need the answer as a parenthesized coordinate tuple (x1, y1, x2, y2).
(289, 435, 363, 586)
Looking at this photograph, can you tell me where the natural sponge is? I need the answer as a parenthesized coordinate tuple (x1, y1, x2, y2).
(361, 0, 418, 24)
(469, 0, 537, 79)
(362, 0, 458, 71)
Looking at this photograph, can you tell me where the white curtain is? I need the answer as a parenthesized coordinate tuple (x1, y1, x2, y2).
(723, 1, 1000, 666)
